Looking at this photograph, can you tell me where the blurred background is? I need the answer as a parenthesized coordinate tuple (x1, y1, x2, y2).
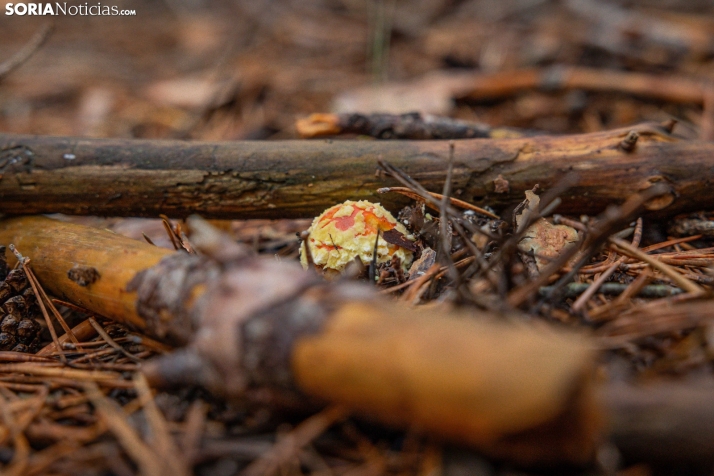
(1, 0, 714, 141)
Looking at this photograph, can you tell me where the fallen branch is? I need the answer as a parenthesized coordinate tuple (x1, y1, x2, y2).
(462, 66, 709, 104)
(0, 215, 601, 465)
(295, 112, 522, 139)
(0, 122, 712, 219)
(539, 282, 683, 299)
(2, 215, 713, 466)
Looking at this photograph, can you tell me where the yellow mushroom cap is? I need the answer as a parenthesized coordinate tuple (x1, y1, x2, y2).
(300, 200, 414, 272)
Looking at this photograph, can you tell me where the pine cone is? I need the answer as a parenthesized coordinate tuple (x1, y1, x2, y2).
(0, 245, 7, 282)
(0, 246, 42, 352)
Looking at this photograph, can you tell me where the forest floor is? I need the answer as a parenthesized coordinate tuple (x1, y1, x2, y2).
(2, 1, 714, 475)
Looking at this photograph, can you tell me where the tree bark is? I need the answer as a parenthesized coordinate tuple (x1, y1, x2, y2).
(0, 122, 710, 219)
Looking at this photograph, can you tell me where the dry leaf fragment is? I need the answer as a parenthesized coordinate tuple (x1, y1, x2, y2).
(407, 247, 437, 280)
(516, 190, 578, 270)
(494, 174, 510, 193)
(332, 72, 475, 115)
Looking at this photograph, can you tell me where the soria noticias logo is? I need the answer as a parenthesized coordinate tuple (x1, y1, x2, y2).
(5, 3, 136, 15)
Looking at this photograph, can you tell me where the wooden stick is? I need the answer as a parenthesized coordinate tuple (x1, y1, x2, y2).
(377, 186, 499, 218)
(463, 66, 708, 104)
(0, 122, 711, 219)
(295, 112, 520, 139)
(36, 319, 98, 356)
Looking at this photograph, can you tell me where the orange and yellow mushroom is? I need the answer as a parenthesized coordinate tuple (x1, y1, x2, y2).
(300, 200, 414, 273)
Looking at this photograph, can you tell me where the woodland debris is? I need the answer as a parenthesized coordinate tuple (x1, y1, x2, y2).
(0, 246, 42, 352)
(334, 66, 712, 120)
(2, 194, 714, 470)
(0, 122, 709, 219)
(406, 247, 437, 280)
(565, 0, 714, 61)
(296, 112, 521, 140)
(332, 71, 476, 115)
(599, 299, 714, 346)
(515, 190, 579, 271)
(4, 2, 714, 474)
(36, 317, 97, 356)
(506, 183, 671, 309)
(539, 282, 683, 299)
(378, 186, 499, 219)
(240, 405, 348, 476)
(0, 216, 172, 334)
(609, 237, 704, 295)
(668, 212, 714, 237)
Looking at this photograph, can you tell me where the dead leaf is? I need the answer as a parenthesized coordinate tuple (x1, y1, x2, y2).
(407, 247, 437, 280)
(332, 71, 475, 115)
(494, 174, 510, 193)
(144, 77, 233, 110)
(516, 190, 578, 270)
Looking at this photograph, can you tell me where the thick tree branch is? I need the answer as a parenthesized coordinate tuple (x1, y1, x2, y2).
(3, 216, 714, 466)
(0, 122, 709, 219)
(0, 215, 600, 465)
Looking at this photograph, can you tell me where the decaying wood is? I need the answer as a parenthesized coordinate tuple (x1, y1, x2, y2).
(0, 215, 601, 465)
(0, 122, 712, 219)
(295, 112, 521, 139)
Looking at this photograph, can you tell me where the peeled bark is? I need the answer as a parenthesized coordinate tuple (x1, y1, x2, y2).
(0, 122, 710, 219)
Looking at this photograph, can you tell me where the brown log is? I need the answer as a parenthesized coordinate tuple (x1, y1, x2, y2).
(0, 215, 602, 465)
(0, 122, 711, 219)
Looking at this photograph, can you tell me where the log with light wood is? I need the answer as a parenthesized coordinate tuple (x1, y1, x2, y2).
(3, 215, 714, 465)
(0, 215, 601, 465)
(0, 121, 709, 219)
